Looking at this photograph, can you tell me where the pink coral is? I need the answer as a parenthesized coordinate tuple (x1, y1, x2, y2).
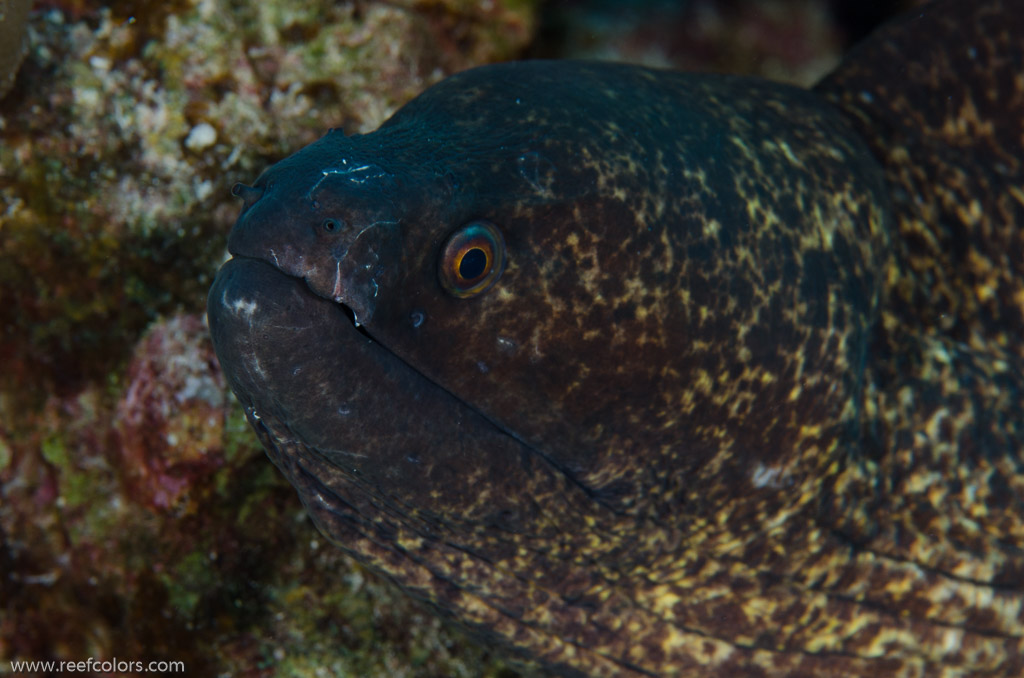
(116, 314, 227, 511)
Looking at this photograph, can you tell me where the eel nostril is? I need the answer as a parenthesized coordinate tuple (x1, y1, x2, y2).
(231, 182, 264, 209)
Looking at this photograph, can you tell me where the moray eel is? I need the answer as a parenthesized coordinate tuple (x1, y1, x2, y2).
(207, 0, 1024, 675)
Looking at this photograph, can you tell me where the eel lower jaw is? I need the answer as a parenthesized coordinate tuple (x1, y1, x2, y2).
(209, 257, 613, 527)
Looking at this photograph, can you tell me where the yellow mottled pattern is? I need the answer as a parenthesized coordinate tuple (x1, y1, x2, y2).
(212, 0, 1023, 675)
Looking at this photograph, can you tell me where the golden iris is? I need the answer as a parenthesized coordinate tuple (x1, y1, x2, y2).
(438, 221, 506, 298)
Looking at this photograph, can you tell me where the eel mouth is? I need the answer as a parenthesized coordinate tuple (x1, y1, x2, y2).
(206, 255, 597, 535)
(206, 255, 530, 472)
(207, 256, 375, 420)
(209, 252, 622, 509)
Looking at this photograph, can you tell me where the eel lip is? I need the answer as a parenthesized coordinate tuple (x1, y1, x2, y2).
(207, 257, 357, 410)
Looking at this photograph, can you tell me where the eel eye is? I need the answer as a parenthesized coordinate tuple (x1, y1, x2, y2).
(322, 218, 344, 234)
(439, 220, 506, 298)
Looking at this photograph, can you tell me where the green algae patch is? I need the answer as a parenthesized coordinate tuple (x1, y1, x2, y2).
(39, 433, 68, 468)
(0, 434, 11, 471)
(161, 550, 217, 619)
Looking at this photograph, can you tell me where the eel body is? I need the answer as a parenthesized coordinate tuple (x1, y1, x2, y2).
(207, 0, 1024, 675)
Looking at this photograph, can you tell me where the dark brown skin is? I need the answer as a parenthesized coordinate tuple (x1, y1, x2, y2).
(208, 0, 1024, 675)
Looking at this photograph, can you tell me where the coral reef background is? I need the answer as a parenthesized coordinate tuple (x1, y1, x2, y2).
(0, 1, 923, 675)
